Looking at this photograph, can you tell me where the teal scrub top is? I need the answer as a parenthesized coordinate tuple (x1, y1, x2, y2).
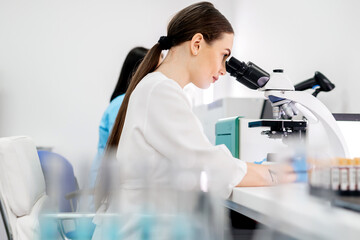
(90, 94, 125, 188)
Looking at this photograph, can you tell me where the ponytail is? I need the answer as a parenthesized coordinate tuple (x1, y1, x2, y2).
(94, 43, 162, 210)
(105, 43, 163, 152)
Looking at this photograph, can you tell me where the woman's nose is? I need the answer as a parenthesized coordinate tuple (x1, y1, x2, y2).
(220, 64, 226, 75)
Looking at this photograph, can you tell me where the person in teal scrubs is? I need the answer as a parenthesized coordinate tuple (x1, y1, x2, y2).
(90, 47, 148, 188)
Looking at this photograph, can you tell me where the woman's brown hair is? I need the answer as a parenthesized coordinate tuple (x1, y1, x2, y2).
(106, 1, 233, 152)
(95, 1, 234, 209)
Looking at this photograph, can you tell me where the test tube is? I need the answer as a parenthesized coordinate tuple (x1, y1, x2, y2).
(339, 158, 349, 194)
(354, 158, 360, 195)
(348, 158, 357, 194)
(331, 158, 340, 192)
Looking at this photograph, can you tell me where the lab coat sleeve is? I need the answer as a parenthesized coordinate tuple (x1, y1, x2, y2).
(143, 80, 247, 198)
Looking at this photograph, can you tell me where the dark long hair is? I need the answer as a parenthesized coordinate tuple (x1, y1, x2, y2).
(95, 2, 234, 209)
(106, 1, 233, 152)
(110, 47, 148, 102)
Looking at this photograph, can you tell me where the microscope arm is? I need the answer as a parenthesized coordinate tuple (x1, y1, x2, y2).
(264, 90, 349, 158)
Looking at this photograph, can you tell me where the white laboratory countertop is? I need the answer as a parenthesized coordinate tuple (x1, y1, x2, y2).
(226, 183, 360, 240)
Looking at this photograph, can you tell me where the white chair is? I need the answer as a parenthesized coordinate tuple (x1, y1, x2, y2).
(0, 136, 48, 240)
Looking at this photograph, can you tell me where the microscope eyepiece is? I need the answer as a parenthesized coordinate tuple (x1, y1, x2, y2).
(314, 71, 335, 92)
(226, 57, 270, 90)
(226, 57, 247, 76)
(294, 71, 335, 97)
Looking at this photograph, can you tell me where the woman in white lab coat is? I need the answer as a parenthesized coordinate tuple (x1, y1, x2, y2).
(92, 2, 296, 239)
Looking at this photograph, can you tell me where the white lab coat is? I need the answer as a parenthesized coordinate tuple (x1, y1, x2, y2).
(92, 72, 247, 239)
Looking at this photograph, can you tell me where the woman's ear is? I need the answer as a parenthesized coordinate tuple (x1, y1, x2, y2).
(190, 33, 204, 56)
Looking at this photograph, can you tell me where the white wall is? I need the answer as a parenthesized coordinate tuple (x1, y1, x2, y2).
(226, 0, 360, 112)
(0, 0, 235, 186)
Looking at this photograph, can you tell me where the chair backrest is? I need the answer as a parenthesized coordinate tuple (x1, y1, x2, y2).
(37, 151, 97, 239)
(0, 136, 47, 239)
(38, 150, 79, 212)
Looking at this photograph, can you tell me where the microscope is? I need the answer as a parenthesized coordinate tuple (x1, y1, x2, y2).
(225, 57, 349, 159)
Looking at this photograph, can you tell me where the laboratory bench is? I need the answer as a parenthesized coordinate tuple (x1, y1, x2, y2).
(225, 183, 360, 240)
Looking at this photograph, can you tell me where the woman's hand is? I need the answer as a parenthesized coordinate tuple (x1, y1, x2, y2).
(236, 162, 297, 187)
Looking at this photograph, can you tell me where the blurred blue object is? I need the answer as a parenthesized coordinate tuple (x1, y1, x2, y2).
(254, 158, 267, 164)
(38, 150, 79, 212)
(292, 154, 308, 183)
(38, 150, 95, 239)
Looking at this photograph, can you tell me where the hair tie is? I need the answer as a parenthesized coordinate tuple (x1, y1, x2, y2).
(158, 36, 173, 50)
